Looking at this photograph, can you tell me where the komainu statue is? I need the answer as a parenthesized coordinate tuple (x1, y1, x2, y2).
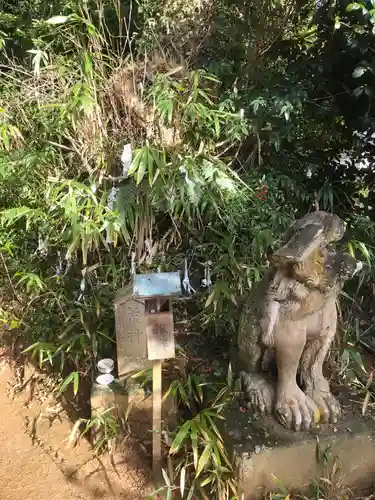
(237, 211, 363, 431)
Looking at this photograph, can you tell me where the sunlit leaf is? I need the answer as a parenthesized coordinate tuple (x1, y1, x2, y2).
(196, 443, 212, 477)
(136, 150, 147, 185)
(73, 371, 79, 396)
(199, 475, 214, 487)
(161, 468, 171, 487)
(346, 2, 362, 10)
(362, 391, 371, 416)
(357, 241, 371, 265)
(45, 15, 70, 24)
(353, 66, 366, 78)
(190, 422, 198, 469)
(180, 466, 186, 497)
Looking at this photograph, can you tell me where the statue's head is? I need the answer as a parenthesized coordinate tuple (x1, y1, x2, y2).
(292, 211, 345, 241)
(324, 249, 363, 283)
(273, 211, 347, 265)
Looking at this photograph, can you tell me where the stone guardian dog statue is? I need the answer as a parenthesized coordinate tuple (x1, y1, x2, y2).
(237, 211, 363, 431)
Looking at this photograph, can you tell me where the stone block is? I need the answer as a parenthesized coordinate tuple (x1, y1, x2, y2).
(90, 378, 178, 445)
(122, 378, 178, 437)
(222, 406, 375, 499)
(114, 285, 152, 378)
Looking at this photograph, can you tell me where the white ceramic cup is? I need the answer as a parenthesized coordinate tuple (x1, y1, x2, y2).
(96, 373, 114, 386)
(97, 358, 114, 374)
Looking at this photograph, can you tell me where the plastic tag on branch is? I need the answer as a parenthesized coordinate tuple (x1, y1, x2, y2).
(37, 233, 48, 256)
(201, 261, 212, 289)
(131, 252, 136, 277)
(80, 268, 86, 292)
(179, 166, 195, 188)
(182, 258, 195, 295)
(55, 251, 63, 276)
(106, 187, 119, 244)
(107, 186, 119, 212)
(144, 238, 156, 266)
(105, 222, 112, 244)
(121, 143, 132, 178)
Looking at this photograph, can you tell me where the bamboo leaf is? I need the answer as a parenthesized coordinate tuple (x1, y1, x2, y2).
(196, 443, 212, 478)
(22, 342, 40, 354)
(162, 380, 177, 403)
(170, 420, 192, 454)
(161, 468, 171, 487)
(348, 241, 355, 257)
(205, 290, 216, 308)
(73, 371, 79, 396)
(206, 415, 222, 440)
(180, 466, 186, 498)
(177, 380, 191, 409)
(128, 149, 143, 176)
(190, 422, 198, 469)
(187, 484, 195, 500)
(214, 114, 220, 138)
(136, 150, 147, 185)
(68, 418, 83, 447)
(199, 475, 213, 487)
(212, 443, 222, 467)
(362, 390, 371, 416)
(59, 372, 75, 394)
(358, 241, 371, 265)
(146, 486, 167, 499)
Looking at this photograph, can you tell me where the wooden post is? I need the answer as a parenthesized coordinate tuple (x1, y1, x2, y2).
(152, 298, 162, 482)
(137, 284, 177, 483)
(152, 358, 162, 482)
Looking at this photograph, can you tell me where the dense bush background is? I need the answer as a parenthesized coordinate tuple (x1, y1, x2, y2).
(0, 0, 374, 388)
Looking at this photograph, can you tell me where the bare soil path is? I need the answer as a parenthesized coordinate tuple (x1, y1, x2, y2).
(0, 358, 153, 500)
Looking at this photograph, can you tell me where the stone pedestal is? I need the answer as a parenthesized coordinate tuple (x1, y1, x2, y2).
(91, 379, 127, 419)
(90, 377, 178, 447)
(223, 406, 375, 499)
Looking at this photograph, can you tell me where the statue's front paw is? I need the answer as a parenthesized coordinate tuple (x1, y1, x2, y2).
(275, 386, 319, 431)
(240, 372, 275, 416)
(309, 389, 340, 424)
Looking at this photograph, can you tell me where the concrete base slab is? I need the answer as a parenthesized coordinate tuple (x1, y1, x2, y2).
(223, 405, 375, 499)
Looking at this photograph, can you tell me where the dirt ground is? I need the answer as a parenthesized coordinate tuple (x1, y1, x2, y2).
(0, 356, 153, 500)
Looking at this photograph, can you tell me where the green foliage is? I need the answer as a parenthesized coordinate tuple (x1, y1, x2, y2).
(0, 0, 374, 453)
(0, 0, 284, 382)
(152, 372, 239, 500)
(70, 407, 120, 455)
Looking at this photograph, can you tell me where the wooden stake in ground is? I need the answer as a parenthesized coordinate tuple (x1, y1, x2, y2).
(145, 297, 175, 483)
(152, 358, 162, 481)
